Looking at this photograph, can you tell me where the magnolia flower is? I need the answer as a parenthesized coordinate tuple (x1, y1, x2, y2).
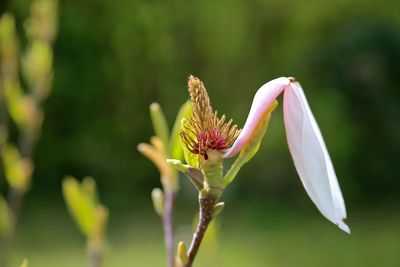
(224, 77, 350, 233)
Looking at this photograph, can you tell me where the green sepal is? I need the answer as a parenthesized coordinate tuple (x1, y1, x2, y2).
(166, 159, 190, 173)
(222, 100, 278, 187)
(167, 159, 204, 191)
(169, 101, 192, 160)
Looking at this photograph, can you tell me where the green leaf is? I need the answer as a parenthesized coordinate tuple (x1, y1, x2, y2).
(20, 259, 28, 267)
(82, 176, 97, 203)
(180, 118, 199, 168)
(223, 101, 278, 187)
(22, 40, 53, 98)
(150, 103, 170, 148)
(62, 176, 96, 237)
(0, 14, 19, 64)
(169, 100, 192, 159)
(2, 143, 32, 191)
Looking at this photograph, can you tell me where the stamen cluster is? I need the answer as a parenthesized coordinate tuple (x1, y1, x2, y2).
(180, 75, 241, 160)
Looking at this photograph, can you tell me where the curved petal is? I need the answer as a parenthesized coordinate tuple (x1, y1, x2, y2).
(283, 81, 349, 233)
(224, 77, 291, 158)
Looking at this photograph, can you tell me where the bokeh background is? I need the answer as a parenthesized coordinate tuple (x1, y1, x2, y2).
(1, 0, 400, 266)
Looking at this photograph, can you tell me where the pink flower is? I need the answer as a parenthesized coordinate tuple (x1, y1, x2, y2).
(224, 77, 350, 233)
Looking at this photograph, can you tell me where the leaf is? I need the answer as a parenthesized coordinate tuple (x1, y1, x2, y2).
(62, 176, 96, 237)
(22, 40, 53, 96)
(82, 176, 97, 203)
(150, 103, 170, 148)
(0, 14, 19, 65)
(2, 143, 33, 191)
(20, 259, 28, 267)
(169, 100, 192, 159)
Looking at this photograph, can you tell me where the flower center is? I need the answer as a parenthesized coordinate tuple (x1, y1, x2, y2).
(180, 75, 241, 160)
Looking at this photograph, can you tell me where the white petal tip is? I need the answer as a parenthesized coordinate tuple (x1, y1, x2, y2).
(338, 220, 351, 234)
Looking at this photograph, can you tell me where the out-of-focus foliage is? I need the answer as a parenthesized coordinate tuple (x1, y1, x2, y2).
(0, 1, 57, 265)
(2, 143, 32, 192)
(0, 195, 13, 236)
(62, 176, 108, 242)
(139, 100, 192, 194)
(19, 259, 28, 267)
(169, 101, 192, 160)
(2, 0, 399, 212)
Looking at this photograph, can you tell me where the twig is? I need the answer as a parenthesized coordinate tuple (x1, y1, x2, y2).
(1, 122, 37, 267)
(163, 191, 176, 267)
(185, 194, 216, 267)
(88, 247, 102, 267)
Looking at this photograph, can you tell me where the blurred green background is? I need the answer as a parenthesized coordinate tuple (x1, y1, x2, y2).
(1, 0, 400, 266)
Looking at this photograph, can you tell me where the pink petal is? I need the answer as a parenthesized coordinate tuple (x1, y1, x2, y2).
(283, 81, 349, 233)
(224, 77, 291, 158)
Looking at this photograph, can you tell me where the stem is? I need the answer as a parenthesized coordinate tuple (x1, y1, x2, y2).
(7, 188, 24, 228)
(163, 191, 176, 267)
(0, 128, 36, 267)
(185, 194, 216, 267)
(88, 247, 102, 267)
(7, 128, 35, 226)
(0, 188, 24, 267)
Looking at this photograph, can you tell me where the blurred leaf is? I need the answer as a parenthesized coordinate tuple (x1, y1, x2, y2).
(4, 81, 43, 131)
(88, 205, 109, 252)
(0, 195, 13, 236)
(2, 143, 33, 191)
(62, 176, 96, 237)
(0, 14, 19, 75)
(180, 118, 199, 168)
(20, 259, 28, 267)
(137, 140, 172, 180)
(82, 176, 98, 203)
(22, 40, 53, 99)
(169, 100, 192, 160)
(150, 103, 170, 148)
(25, 0, 58, 43)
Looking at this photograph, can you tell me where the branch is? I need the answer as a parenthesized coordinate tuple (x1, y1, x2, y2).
(184, 194, 216, 267)
(163, 191, 176, 267)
